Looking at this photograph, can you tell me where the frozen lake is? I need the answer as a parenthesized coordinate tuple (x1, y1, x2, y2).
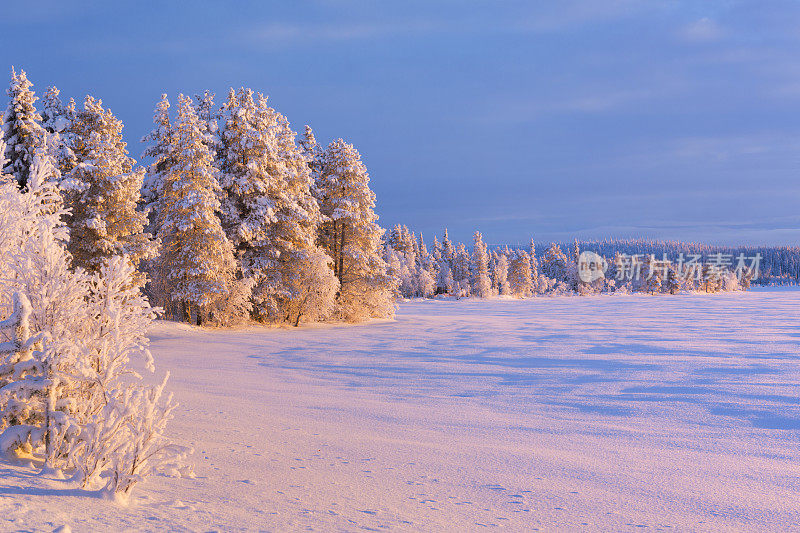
(3, 289, 800, 531)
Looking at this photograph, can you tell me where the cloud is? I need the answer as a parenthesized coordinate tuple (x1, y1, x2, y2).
(241, 1, 655, 49)
(618, 133, 800, 166)
(511, 0, 652, 33)
(480, 85, 684, 124)
(680, 18, 724, 43)
(244, 19, 438, 46)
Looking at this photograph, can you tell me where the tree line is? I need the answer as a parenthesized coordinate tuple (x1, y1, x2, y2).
(383, 225, 755, 299)
(2, 68, 395, 326)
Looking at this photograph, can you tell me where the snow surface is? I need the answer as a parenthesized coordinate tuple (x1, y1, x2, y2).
(2, 289, 800, 531)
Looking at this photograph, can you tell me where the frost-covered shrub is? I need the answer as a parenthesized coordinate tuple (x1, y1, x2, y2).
(0, 153, 189, 500)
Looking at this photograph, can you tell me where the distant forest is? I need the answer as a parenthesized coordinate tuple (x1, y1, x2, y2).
(500, 240, 800, 285)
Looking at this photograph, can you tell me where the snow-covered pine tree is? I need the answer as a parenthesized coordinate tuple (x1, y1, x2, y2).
(2, 68, 46, 189)
(268, 110, 338, 325)
(299, 124, 323, 176)
(386, 230, 423, 299)
(217, 88, 337, 324)
(541, 243, 569, 284)
(436, 230, 455, 294)
(314, 138, 395, 321)
(141, 93, 173, 221)
(571, 238, 581, 265)
(529, 238, 539, 292)
(415, 251, 436, 298)
(41, 86, 72, 137)
(507, 250, 533, 297)
(642, 254, 664, 294)
(388, 225, 402, 252)
(418, 233, 438, 288)
(607, 251, 622, 284)
(441, 228, 455, 265)
(496, 252, 510, 295)
(700, 263, 722, 293)
(432, 236, 442, 262)
(411, 231, 421, 260)
(720, 270, 741, 292)
(40, 86, 77, 182)
(471, 231, 492, 298)
(385, 246, 413, 298)
(65, 95, 155, 275)
(193, 90, 218, 148)
(666, 263, 681, 295)
(153, 94, 241, 324)
(488, 250, 499, 295)
(216, 87, 274, 252)
(738, 266, 752, 290)
(450, 243, 471, 299)
(568, 238, 583, 291)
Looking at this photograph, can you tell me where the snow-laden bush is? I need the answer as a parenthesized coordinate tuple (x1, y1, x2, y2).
(0, 151, 189, 501)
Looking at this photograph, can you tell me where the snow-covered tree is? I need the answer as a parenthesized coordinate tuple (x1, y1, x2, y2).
(217, 88, 338, 324)
(269, 112, 339, 324)
(299, 124, 323, 177)
(441, 228, 455, 266)
(700, 263, 722, 293)
(193, 90, 218, 148)
(41, 86, 70, 135)
(140, 93, 173, 220)
(0, 155, 93, 472)
(64, 95, 155, 275)
(541, 243, 569, 284)
(279, 249, 339, 325)
(571, 239, 581, 266)
(720, 270, 741, 292)
(388, 224, 417, 256)
(494, 251, 510, 295)
(383, 231, 436, 299)
(435, 230, 456, 294)
(471, 231, 491, 298)
(418, 233, 438, 295)
(642, 254, 665, 294)
(385, 247, 412, 298)
(666, 263, 681, 295)
(40, 86, 76, 181)
(152, 94, 243, 324)
(432, 236, 442, 262)
(507, 250, 533, 297)
(451, 243, 472, 299)
(314, 139, 395, 321)
(216, 88, 275, 252)
(416, 265, 436, 298)
(3, 68, 46, 188)
(0, 154, 188, 497)
(529, 238, 539, 292)
(488, 251, 498, 294)
(70, 257, 191, 498)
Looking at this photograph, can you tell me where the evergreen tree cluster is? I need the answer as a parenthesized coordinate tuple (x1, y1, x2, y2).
(540, 239, 800, 286)
(384, 230, 752, 299)
(1, 69, 395, 326)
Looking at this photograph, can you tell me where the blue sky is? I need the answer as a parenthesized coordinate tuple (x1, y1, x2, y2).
(3, 1, 800, 245)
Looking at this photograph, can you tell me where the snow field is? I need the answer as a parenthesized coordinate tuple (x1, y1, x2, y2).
(2, 288, 800, 531)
